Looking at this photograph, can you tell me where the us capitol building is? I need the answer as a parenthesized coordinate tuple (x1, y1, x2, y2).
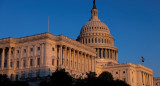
(0, 1, 153, 86)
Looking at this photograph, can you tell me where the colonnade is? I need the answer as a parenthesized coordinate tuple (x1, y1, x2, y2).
(0, 43, 46, 70)
(0, 47, 11, 70)
(81, 37, 113, 45)
(96, 48, 118, 61)
(57, 45, 95, 74)
(141, 71, 153, 86)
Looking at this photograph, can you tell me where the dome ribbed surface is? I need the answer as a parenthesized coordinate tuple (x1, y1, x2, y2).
(80, 20, 110, 35)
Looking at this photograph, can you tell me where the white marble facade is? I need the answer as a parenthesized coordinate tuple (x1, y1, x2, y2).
(0, 33, 96, 80)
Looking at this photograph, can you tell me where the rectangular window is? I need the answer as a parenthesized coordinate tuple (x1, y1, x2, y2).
(30, 59, 33, 66)
(10, 62, 12, 67)
(17, 50, 19, 54)
(52, 59, 54, 66)
(52, 48, 54, 51)
(11, 51, 13, 54)
(24, 49, 26, 53)
(23, 60, 26, 67)
(30, 48, 33, 52)
(38, 47, 40, 51)
(17, 61, 19, 68)
(37, 58, 40, 66)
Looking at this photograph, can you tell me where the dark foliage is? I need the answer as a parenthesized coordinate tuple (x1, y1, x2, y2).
(0, 74, 29, 86)
(39, 68, 73, 86)
(98, 71, 113, 81)
(39, 69, 130, 86)
(75, 71, 130, 86)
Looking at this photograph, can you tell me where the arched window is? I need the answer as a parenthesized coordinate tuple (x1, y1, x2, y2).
(92, 38, 94, 43)
(102, 39, 103, 43)
(89, 39, 90, 43)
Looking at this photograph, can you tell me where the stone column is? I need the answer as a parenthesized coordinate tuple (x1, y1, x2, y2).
(84, 53, 86, 72)
(127, 69, 131, 84)
(40, 44, 44, 66)
(7, 47, 11, 69)
(73, 49, 75, 69)
(44, 43, 49, 66)
(27, 46, 30, 68)
(94, 57, 96, 72)
(69, 48, 71, 69)
(81, 53, 83, 72)
(33, 45, 37, 67)
(101, 48, 103, 58)
(1, 48, 5, 70)
(65, 47, 67, 67)
(137, 71, 142, 86)
(77, 51, 79, 71)
(142, 72, 145, 85)
(62, 47, 64, 66)
(88, 56, 89, 72)
(59, 45, 62, 67)
(112, 50, 115, 60)
(91, 56, 93, 72)
(84, 39, 86, 44)
(108, 49, 110, 59)
(13, 47, 16, 70)
(20, 47, 23, 69)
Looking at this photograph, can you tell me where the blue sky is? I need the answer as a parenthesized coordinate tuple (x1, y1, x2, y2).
(0, 0, 160, 77)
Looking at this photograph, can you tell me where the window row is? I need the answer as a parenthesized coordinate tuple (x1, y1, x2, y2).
(82, 26, 107, 32)
(6, 58, 55, 69)
(82, 38, 112, 44)
(10, 47, 54, 54)
(80, 33, 109, 37)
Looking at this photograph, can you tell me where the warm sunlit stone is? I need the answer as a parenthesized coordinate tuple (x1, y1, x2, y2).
(0, 0, 154, 86)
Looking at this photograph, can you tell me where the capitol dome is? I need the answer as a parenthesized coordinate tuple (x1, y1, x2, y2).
(77, 0, 118, 65)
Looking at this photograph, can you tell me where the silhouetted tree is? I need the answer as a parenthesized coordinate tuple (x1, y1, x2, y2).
(98, 71, 113, 81)
(50, 69, 73, 86)
(75, 71, 130, 86)
(114, 79, 130, 86)
(0, 74, 10, 83)
(0, 74, 29, 86)
(39, 68, 73, 86)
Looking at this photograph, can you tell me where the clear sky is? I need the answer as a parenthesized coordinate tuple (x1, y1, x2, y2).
(0, 0, 160, 77)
